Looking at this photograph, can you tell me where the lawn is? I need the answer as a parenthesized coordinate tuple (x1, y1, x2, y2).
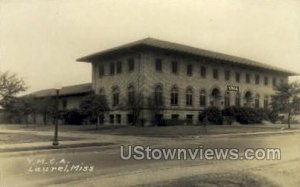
(135, 172, 277, 187)
(87, 124, 290, 137)
(0, 132, 81, 144)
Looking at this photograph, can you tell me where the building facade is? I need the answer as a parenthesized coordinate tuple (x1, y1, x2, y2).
(77, 38, 296, 125)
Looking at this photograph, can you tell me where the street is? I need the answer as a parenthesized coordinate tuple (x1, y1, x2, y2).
(0, 128, 299, 187)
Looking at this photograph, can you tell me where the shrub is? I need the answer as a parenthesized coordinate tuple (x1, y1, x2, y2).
(63, 109, 84, 125)
(199, 107, 223, 125)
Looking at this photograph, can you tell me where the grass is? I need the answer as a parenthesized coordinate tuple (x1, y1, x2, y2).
(86, 124, 288, 137)
(135, 172, 278, 187)
(0, 132, 81, 144)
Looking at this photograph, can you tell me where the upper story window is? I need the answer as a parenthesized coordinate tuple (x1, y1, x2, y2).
(98, 65, 104, 77)
(200, 89, 206, 107)
(170, 86, 178, 106)
(246, 73, 250, 84)
(112, 86, 120, 106)
(255, 74, 260, 85)
(213, 69, 219, 80)
(225, 70, 230, 81)
(186, 87, 193, 106)
(116, 61, 122, 74)
(128, 58, 135, 72)
(172, 61, 178, 74)
(154, 85, 163, 106)
(155, 59, 162, 72)
(264, 76, 269, 86)
(200, 66, 206, 78)
(272, 77, 277, 87)
(110, 63, 115, 75)
(235, 72, 240, 83)
(187, 64, 193, 76)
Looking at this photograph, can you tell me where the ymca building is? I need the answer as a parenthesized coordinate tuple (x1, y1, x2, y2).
(77, 38, 297, 125)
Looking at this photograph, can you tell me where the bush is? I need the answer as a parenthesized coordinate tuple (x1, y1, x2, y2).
(199, 107, 223, 125)
(63, 109, 84, 125)
(222, 106, 279, 124)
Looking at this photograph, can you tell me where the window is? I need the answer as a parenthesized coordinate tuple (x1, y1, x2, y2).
(272, 77, 277, 87)
(224, 92, 230, 108)
(255, 94, 260, 108)
(170, 86, 178, 106)
(264, 76, 269, 86)
(186, 115, 193, 125)
(128, 58, 135, 72)
(128, 85, 135, 103)
(264, 96, 269, 109)
(98, 65, 104, 77)
(112, 86, 120, 106)
(255, 75, 260, 85)
(213, 69, 219, 79)
(172, 61, 178, 74)
(109, 115, 114, 124)
(116, 114, 121, 124)
(246, 74, 250, 83)
(235, 72, 240, 83)
(154, 85, 163, 106)
(187, 64, 193, 76)
(224, 70, 230, 81)
(186, 87, 193, 106)
(116, 61, 122, 74)
(200, 66, 206, 78)
(200, 89, 206, 107)
(155, 59, 162, 72)
(110, 63, 115, 75)
(235, 93, 241, 107)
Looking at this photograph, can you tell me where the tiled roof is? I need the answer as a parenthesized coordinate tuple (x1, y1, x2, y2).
(29, 83, 92, 98)
(59, 83, 92, 96)
(77, 37, 298, 75)
(29, 89, 57, 98)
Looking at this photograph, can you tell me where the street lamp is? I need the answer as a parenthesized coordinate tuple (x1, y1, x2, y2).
(53, 88, 60, 146)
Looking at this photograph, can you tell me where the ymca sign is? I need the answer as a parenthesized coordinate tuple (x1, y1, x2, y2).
(227, 85, 239, 92)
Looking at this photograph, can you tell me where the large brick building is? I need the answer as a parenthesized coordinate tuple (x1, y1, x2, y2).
(77, 38, 297, 125)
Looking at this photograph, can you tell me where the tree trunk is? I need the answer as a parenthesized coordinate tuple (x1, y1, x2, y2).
(96, 115, 100, 130)
(287, 112, 291, 129)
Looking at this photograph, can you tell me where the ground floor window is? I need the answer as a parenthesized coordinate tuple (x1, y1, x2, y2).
(109, 115, 114, 124)
(116, 114, 121, 124)
(186, 115, 193, 125)
(127, 114, 134, 124)
(154, 114, 163, 126)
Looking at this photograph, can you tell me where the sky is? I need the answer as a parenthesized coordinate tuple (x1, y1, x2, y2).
(1, 0, 300, 94)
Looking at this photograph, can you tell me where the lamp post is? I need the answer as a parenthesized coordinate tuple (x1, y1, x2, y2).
(53, 88, 60, 146)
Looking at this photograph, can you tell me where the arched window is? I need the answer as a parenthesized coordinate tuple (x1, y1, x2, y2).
(112, 86, 120, 106)
(224, 92, 230, 108)
(154, 85, 163, 106)
(200, 89, 206, 107)
(127, 85, 135, 103)
(186, 87, 193, 106)
(235, 93, 241, 107)
(255, 94, 260, 108)
(170, 86, 178, 106)
(264, 96, 269, 109)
